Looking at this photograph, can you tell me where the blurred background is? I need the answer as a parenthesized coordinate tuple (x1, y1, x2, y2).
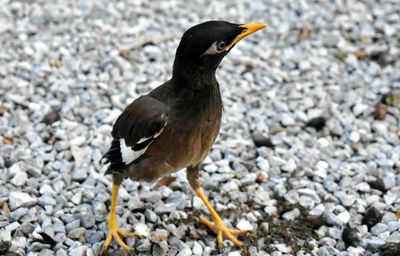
(0, 0, 399, 255)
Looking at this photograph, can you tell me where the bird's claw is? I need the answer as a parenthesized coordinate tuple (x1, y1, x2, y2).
(199, 215, 249, 249)
(99, 216, 142, 256)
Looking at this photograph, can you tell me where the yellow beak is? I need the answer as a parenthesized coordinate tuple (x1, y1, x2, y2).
(224, 23, 267, 51)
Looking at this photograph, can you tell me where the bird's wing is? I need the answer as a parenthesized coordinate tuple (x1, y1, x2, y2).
(103, 95, 168, 174)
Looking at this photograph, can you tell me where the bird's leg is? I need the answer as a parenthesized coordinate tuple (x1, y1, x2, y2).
(193, 187, 248, 248)
(187, 166, 248, 249)
(100, 183, 141, 255)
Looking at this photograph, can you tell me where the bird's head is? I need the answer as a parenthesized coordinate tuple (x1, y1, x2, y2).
(172, 21, 267, 83)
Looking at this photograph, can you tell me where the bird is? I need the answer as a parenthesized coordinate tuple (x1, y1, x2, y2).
(100, 20, 266, 255)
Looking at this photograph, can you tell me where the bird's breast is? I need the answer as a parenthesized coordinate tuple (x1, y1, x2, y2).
(144, 109, 221, 171)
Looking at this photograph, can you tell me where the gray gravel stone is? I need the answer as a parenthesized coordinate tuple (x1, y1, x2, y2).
(10, 207, 28, 221)
(136, 239, 152, 252)
(20, 221, 35, 235)
(127, 197, 145, 211)
(38, 194, 57, 206)
(56, 248, 68, 256)
(80, 211, 95, 228)
(144, 209, 158, 223)
(68, 243, 87, 256)
(68, 227, 86, 239)
(140, 191, 162, 203)
(84, 230, 103, 244)
(222, 181, 239, 192)
(155, 202, 177, 214)
(71, 169, 88, 182)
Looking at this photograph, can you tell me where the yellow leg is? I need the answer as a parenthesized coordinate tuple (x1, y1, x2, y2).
(100, 184, 141, 255)
(194, 187, 249, 248)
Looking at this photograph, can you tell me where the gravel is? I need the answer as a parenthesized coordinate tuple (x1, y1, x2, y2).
(1, 0, 400, 255)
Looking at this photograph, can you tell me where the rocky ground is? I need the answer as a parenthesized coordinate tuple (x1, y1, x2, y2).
(0, 0, 400, 255)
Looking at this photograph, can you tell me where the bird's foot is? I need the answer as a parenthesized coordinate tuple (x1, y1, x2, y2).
(100, 215, 142, 256)
(199, 215, 249, 249)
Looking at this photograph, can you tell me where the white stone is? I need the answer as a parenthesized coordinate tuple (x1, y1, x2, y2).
(281, 159, 296, 172)
(388, 231, 400, 243)
(8, 191, 36, 210)
(388, 220, 400, 232)
(348, 247, 365, 255)
(71, 191, 82, 205)
(40, 184, 56, 195)
(371, 223, 388, 236)
(318, 137, 330, 148)
(0, 230, 11, 242)
(176, 247, 192, 256)
(274, 244, 292, 253)
(352, 103, 368, 116)
(227, 251, 241, 256)
(314, 161, 328, 178)
(69, 135, 86, 146)
(383, 172, 396, 189)
(203, 163, 217, 172)
(6, 222, 20, 231)
(298, 188, 320, 202)
(356, 182, 370, 192)
(8, 162, 22, 176)
(10, 171, 28, 186)
(236, 219, 253, 231)
(309, 204, 325, 216)
(70, 145, 91, 168)
(368, 236, 385, 249)
(12, 236, 27, 248)
(384, 191, 397, 205)
(282, 208, 301, 221)
(349, 131, 360, 143)
(222, 181, 239, 192)
(337, 211, 350, 224)
(361, 24, 375, 38)
(68, 245, 87, 256)
(269, 156, 286, 167)
(134, 223, 150, 238)
(256, 158, 270, 170)
(192, 241, 202, 255)
(281, 113, 296, 126)
(193, 196, 206, 212)
(378, 231, 390, 241)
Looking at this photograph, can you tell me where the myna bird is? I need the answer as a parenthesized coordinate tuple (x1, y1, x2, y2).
(100, 20, 267, 254)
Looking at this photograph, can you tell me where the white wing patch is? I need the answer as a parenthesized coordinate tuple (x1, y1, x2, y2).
(137, 136, 152, 144)
(120, 138, 148, 165)
(119, 122, 167, 165)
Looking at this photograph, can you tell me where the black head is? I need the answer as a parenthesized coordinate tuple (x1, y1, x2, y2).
(172, 21, 266, 82)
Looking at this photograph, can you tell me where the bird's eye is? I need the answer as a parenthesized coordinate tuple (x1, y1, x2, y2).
(216, 41, 226, 51)
(201, 40, 228, 56)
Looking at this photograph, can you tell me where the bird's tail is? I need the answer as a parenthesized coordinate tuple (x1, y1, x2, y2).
(101, 139, 126, 175)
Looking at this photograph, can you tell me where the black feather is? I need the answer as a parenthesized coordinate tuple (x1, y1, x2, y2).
(103, 139, 127, 175)
(133, 137, 154, 151)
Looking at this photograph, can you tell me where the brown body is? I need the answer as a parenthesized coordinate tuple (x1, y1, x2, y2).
(114, 77, 222, 184)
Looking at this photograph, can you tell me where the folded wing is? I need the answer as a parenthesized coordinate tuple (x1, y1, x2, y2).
(103, 95, 168, 174)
